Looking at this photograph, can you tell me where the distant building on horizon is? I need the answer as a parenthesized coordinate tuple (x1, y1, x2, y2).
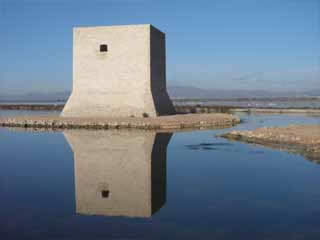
(62, 24, 175, 117)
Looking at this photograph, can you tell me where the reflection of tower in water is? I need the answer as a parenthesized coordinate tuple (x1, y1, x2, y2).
(63, 130, 172, 218)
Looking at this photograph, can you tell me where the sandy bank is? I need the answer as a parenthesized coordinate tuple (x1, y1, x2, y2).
(222, 125, 320, 162)
(0, 113, 240, 131)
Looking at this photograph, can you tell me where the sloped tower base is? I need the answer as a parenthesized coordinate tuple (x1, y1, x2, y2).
(62, 24, 175, 118)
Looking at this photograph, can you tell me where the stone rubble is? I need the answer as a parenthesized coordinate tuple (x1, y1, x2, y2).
(222, 125, 320, 162)
(0, 113, 240, 131)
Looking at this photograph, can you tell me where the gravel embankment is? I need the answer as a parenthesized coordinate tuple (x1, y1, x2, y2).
(0, 113, 240, 131)
(222, 125, 320, 162)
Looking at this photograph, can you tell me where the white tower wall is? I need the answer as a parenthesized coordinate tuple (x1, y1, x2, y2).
(62, 24, 175, 117)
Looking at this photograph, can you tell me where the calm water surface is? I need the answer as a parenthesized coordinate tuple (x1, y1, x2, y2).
(0, 110, 60, 117)
(1, 111, 320, 239)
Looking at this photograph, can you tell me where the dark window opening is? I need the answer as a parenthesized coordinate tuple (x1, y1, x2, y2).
(101, 190, 110, 198)
(100, 44, 108, 52)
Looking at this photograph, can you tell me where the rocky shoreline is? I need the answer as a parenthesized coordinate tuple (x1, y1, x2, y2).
(221, 125, 320, 162)
(0, 113, 240, 131)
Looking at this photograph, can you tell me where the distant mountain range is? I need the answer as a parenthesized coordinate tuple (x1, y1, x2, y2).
(0, 86, 319, 102)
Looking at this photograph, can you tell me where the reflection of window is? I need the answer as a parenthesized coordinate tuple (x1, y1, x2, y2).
(101, 190, 110, 198)
(100, 44, 108, 52)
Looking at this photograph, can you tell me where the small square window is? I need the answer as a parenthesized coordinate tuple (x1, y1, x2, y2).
(100, 44, 108, 52)
(101, 190, 109, 198)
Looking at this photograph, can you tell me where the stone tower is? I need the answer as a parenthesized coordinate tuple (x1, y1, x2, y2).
(62, 24, 175, 117)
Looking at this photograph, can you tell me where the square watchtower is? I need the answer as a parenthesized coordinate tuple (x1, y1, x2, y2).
(62, 24, 175, 117)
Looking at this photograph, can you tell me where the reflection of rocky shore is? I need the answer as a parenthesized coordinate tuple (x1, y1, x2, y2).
(63, 130, 171, 218)
(222, 125, 320, 163)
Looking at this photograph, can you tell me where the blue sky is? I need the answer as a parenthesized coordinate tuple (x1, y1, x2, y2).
(0, 0, 319, 94)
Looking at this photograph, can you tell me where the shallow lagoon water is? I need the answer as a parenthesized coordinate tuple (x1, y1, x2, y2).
(0, 109, 60, 117)
(0, 111, 320, 239)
